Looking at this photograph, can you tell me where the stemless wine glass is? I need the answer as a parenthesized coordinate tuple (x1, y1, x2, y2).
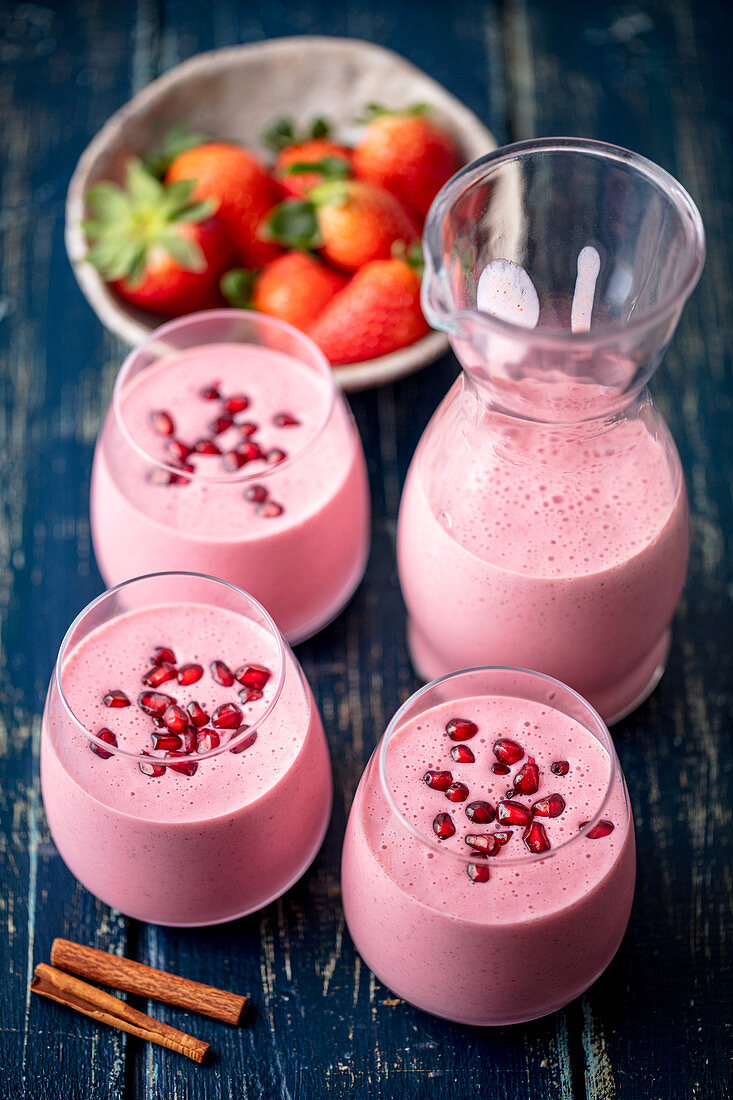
(341, 666, 635, 1025)
(91, 310, 371, 645)
(41, 572, 332, 926)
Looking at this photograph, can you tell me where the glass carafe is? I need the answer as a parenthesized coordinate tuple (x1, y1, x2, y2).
(397, 139, 705, 723)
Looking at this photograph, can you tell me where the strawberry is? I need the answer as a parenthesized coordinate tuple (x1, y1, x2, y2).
(266, 180, 418, 272)
(353, 104, 461, 221)
(84, 159, 232, 317)
(308, 255, 429, 364)
(166, 141, 280, 266)
(274, 139, 353, 199)
(249, 252, 347, 331)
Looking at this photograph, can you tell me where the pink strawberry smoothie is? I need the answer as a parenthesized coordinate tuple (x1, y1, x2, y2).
(91, 323, 370, 644)
(398, 396, 688, 721)
(341, 676, 635, 1025)
(41, 595, 332, 926)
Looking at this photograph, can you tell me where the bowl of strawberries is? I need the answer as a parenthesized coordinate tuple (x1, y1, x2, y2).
(66, 36, 495, 389)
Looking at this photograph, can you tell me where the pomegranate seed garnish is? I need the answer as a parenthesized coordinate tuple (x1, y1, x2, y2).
(163, 704, 187, 732)
(551, 760, 570, 776)
(235, 665, 271, 690)
(465, 833, 500, 856)
(193, 438, 221, 455)
(239, 421, 258, 438)
(257, 501, 284, 518)
(450, 745, 475, 763)
(175, 461, 194, 485)
(152, 646, 176, 665)
(465, 800, 495, 824)
(239, 687, 263, 704)
(239, 441, 262, 463)
(445, 781, 469, 803)
(103, 690, 130, 708)
(432, 812, 456, 839)
(151, 731, 182, 751)
(200, 384, 220, 400)
(266, 448, 287, 465)
(167, 438, 192, 463)
(492, 762, 510, 775)
(139, 751, 166, 777)
(581, 820, 615, 839)
(513, 757, 540, 796)
(210, 414, 234, 435)
(142, 662, 176, 688)
(210, 660, 234, 687)
(493, 738, 524, 765)
(224, 394, 249, 414)
(467, 862, 490, 883)
(523, 821, 551, 853)
(147, 468, 179, 486)
(149, 409, 175, 437)
(196, 728, 221, 753)
(445, 718, 478, 742)
(423, 770, 453, 792)
(493, 829, 512, 845)
(212, 702, 243, 729)
(138, 691, 174, 717)
(230, 725, 257, 754)
(273, 412, 300, 427)
(244, 484, 268, 503)
(496, 800, 534, 826)
(177, 663, 203, 686)
(221, 449, 247, 472)
(90, 728, 117, 759)
(186, 700, 209, 727)
(532, 793, 566, 818)
(165, 751, 198, 777)
(179, 726, 197, 753)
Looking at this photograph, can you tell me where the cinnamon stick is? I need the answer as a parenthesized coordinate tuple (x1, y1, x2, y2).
(51, 938, 248, 1025)
(30, 964, 209, 1063)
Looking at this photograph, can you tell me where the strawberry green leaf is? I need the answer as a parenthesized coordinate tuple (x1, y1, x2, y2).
(221, 268, 256, 308)
(85, 182, 130, 221)
(285, 156, 351, 183)
(310, 118, 330, 139)
(173, 198, 217, 223)
(356, 102, 430, 124)
(143, 123, 210, 179)
(263, 117, 296, 152)
(126, 159, 164, 203)
(159, 231, 206, 272)
(265, 200, 321, 250)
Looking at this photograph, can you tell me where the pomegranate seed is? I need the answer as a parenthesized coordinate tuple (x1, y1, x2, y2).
(532, 793, 566, 818)
(496, 800, 534, 826)
(200, 384, 220, 400)
(179, 726, 197, 753)
(152, 716, 165, 728)
(467, 862, 490, 883)
(103, 690, 130, 708)
(465, 800, 495, 824)
(432, 812, 456, 840)
(235, 665, 271, 690)
(239, 687, 263, 704)
(230, 726, 257, 754)
(212, 702, 242, 729)
(186, 700, 209, 727)
(273, 412, 300, 427)
(149, 409, 175, 437)
(221, 449, 247, 472)
(266, 448, 287, 465)
(167, 438, 192, 463)
(142, 662, 176, 688)
(493, 738, 524, 765)
(239, 441, 262, 463)
(224, 394, 249, 414)
(194, 438, 221, 455)
(244, 484, 268, 503)
(465, 833, 500, 856)
(139, 751, 166, 777)
(151, 731, 182, 751)
(551, 760, 570, 776)
(152, 646, 176, 665)
(523, 821, 551, 853)
(493, 829, 512, 845)
(450, 745, 475, 763)
(175, 461, 194, 485)
(257, 501, 284, 518)
(423, 770, 453, 792)
(163, 704, 187, 732)
(505, 788, 516, 799)
(138, 691, 174, 717)
(445, 718, 478, 742)
(196, 728, 221, 753)
(581, 819, 615, 839)
(445, 781, 469, 803)
(492, 762, 510, 775)
(177, 663, 203, 686)
(513, 756, 540, 796)
(90, 728, 117, 759)
(239, 421, 258, 438)
(210, 659, 234, 686)
(210, 414, 234, 435)
(165, 751, 198, 777)
(147, 468, 179, 486)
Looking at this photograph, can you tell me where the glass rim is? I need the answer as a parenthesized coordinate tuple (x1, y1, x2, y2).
(111, 308, 338, 484)
(377, 664, 622, 868)
(422, 135, 706, 350)
(54, 570, 287, 763)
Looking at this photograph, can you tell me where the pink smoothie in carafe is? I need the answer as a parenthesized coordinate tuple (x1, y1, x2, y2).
(341, 690, 635, 1025)
(398, 395, 688, 721)
(41, 600, 331, 925)
(91, 339, 370, 642)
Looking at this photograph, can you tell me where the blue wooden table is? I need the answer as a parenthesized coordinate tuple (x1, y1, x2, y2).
(1, 1, 731, 1097)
